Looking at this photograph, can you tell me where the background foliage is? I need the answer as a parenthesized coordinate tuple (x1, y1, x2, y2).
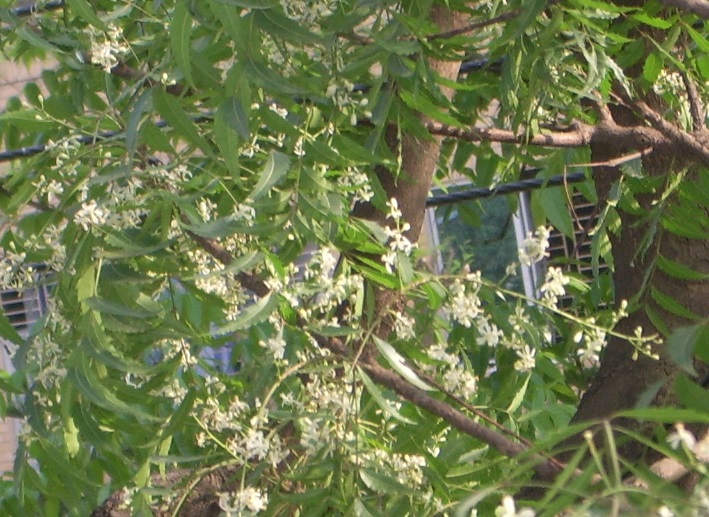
(0, 0, 707, 515)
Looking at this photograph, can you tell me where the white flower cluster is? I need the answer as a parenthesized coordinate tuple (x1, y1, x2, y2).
(217, 487, 269, 515)
(423, 343, 477, 399)
(87, 24, 130, 73)
(381, 198, 416, 274)
(518, 226, 551, 266)
(539, 266, 570, 306)
(338, 167, 374, 204)
(297, 371, 362, 457)
(0, 243, 34, 291)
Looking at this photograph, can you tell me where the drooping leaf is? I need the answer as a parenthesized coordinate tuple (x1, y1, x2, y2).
(372, 336, 433, 391)
(250, 151, 289, 200)
(171, 0, 194, 87)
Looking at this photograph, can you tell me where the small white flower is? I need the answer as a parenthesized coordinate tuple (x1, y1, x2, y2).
(495, 495, 536, 517)
(518, 226, 551, 266)
(514, 346, 536, 373)
(74, 199, 107, 230)
(667, 423, 696, 450)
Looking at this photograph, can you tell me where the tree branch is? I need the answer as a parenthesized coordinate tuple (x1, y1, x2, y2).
(681, 71, 706, 132)
(424, 120, 671, 150)
(318, 334, 562, 481)
(661, 0, 709, 18)
(427, 9, 520, 40)
(185, 231, 270, 297)
(632, 99, 709, 165)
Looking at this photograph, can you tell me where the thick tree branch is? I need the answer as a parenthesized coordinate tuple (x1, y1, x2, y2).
(632, 99, 709, 164)
(661, 0, 709, 18)
(424, 120, 670, 150)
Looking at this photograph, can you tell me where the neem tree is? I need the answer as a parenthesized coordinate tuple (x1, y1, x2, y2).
(0, 0, 707, 515)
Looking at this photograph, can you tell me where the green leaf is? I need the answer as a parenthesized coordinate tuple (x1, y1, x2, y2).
(171, 0, 194, 87)
(68, 353, 158, 421)
(675, 374, 709, 413)
(212, 0, 278, 7)
(244, 56, 307, 96)
(668, 323, 705, 375)
(65, 0, 108, 29)
(153, 88, 215, 158)
(535, 186, 574, 237)
(650, 286, 702, 321)
(399, 90, 462, 127)
(253, 9, 322, 44)
(359, 468, 420, 496)
(0, 308, 24, 346)
(218, 96, 250, 140)
(642, 52, 663, 84)
(357, 367, 415, 424)
(250, 151, 289, 200)
(214, 293, 277, 335)
(656, 254, 709, 281)
(372, 336, 433, 391)
(630, 12, 674, 29)
(85, 297, 160, 319)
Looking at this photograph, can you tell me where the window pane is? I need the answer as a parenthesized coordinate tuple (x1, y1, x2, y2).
(434, 195, 523, 293)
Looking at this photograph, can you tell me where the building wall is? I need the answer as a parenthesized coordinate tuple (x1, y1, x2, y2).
(0, 60, 49, 473)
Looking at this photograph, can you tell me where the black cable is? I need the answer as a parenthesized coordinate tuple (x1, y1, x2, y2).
(425, 171, 589, 207)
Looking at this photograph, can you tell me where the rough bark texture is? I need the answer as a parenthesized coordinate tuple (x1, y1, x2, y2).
(569, 102, 709, 459)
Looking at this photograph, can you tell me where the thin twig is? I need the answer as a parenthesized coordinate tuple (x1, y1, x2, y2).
(427, 9, 519, 41)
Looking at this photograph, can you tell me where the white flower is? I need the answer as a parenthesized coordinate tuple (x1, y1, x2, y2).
(476, 320, 503, 347)
(495, 495, 536, 517)
(218, 487, 268, 515)
(518, 226, 551, 266)
(540, 267, 570, 304)
(393, 311, 416, 340)
(260, 335, 286, 360)
(87, 24, 129, 73)
(514, 346, 536, 373)
(74, 199, 107, 230)
(667, 423, 696, 450)
(658, 506, 674, 517)
(386, 197, 403, 220)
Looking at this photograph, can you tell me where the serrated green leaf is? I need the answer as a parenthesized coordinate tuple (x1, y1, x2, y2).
(85, 297, 159, 319)
(250, 151, 289, 200)
(651, 286, 702, 321)
(214, 293, 277, 335)
(153, 88, 215, 158)
(656, 254, 709, 281)
(219, 96, 250, 140)
(642, 52, 663, 84)
(172, 0, 194, 87)
(253, 9, 322, 44)
(357, 367, 415, 424)
(372, 336, 433, 391)
(630, 12, 674, 29)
